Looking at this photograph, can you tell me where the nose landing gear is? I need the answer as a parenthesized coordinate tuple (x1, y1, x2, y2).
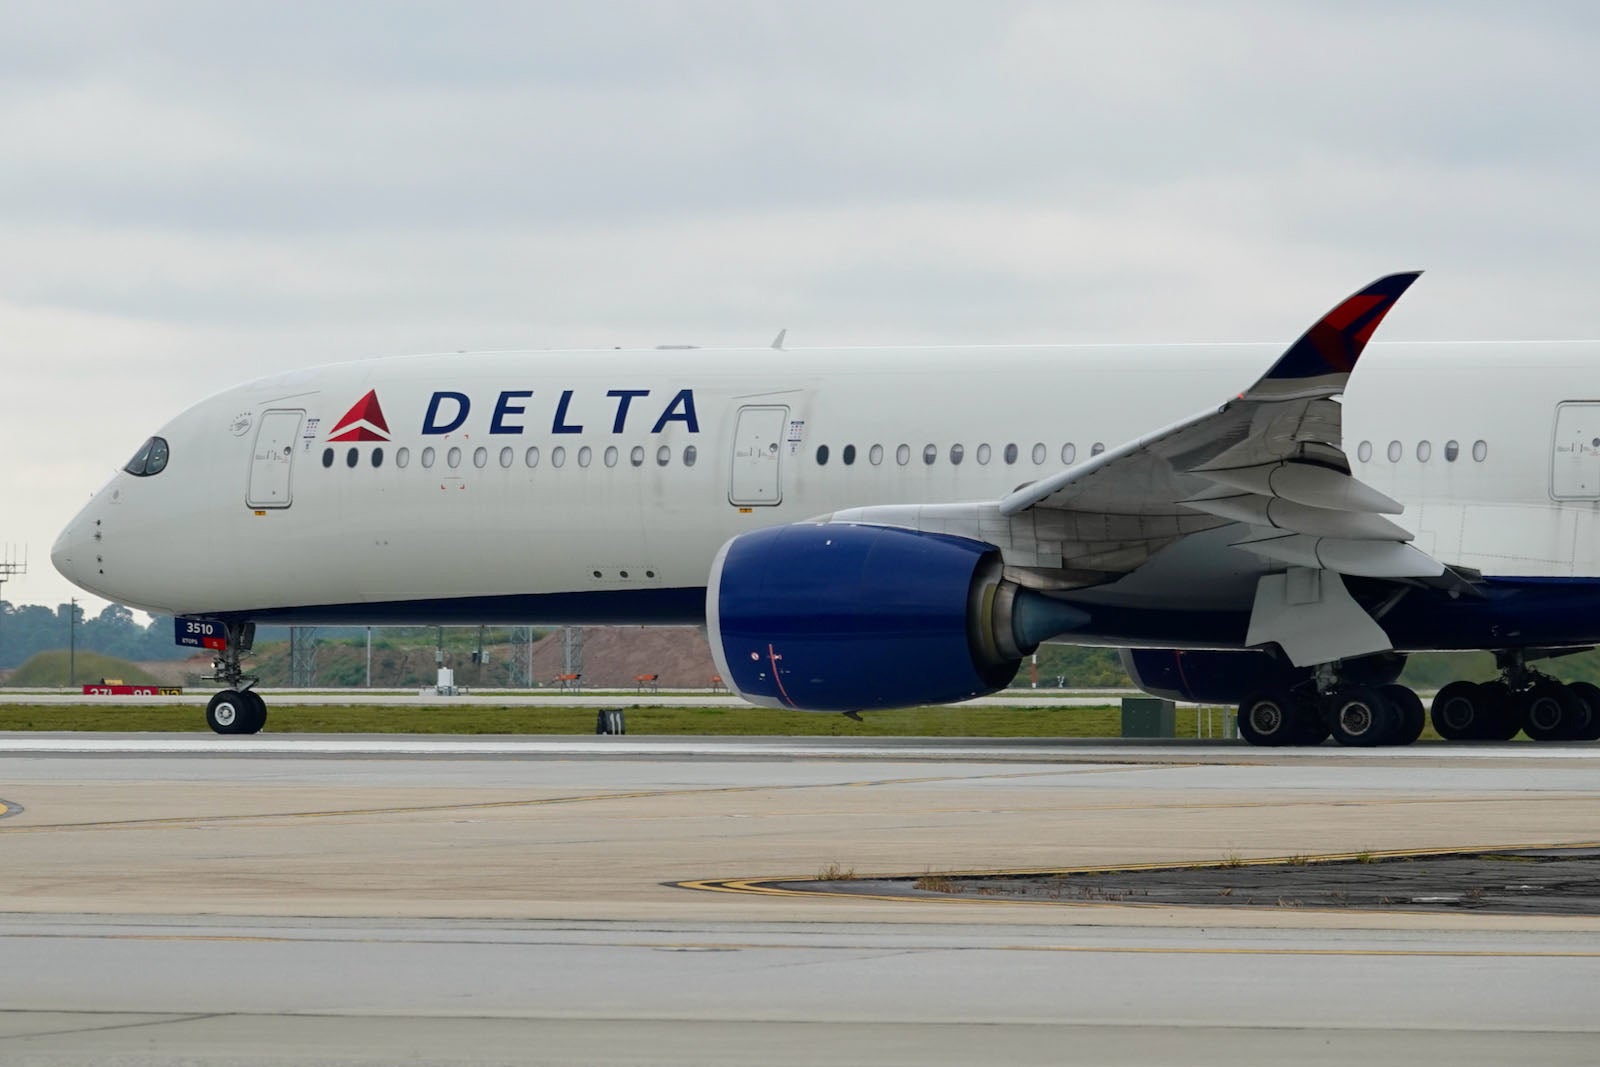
(203, 621, 267, 735)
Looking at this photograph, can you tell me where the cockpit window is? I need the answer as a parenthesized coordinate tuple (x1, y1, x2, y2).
(124, 436, 170, 477)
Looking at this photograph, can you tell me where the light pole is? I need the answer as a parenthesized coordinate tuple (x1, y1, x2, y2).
(0, 547, 27, 671)
(67, 596, 77, 689)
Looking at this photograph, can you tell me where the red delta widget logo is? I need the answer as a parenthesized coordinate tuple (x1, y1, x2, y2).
(326, 390, 391, 442)
(325, 387, 700, 441)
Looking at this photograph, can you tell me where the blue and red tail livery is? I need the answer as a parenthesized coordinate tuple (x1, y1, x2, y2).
(1263, 271, 1421, 383)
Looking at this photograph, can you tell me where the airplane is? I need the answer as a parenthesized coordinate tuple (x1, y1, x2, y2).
(50, 272, 1600, 746)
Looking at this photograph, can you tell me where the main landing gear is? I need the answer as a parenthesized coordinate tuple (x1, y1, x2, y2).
(1238, 680, 1424, 748)
(1429, 651, 1600, 742)
(1238, 650, 1600, 747)
(203, 621, 267, 735)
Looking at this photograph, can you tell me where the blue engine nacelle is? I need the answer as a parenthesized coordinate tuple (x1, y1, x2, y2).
(708, 523, 1085, 712)
(1121, 648, 1404, 703)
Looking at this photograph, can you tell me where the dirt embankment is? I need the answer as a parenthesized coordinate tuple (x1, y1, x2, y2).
(525, 626, 717, 688)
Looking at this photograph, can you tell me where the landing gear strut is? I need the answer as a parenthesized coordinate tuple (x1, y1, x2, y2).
(203, 621, 266, 735)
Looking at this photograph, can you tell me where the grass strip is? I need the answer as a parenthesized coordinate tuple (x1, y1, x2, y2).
(0, 702, 1159, 736)
(0, 701, 1447, 740)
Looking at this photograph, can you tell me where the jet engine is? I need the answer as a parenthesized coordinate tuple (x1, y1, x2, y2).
(707, 523, 1087, 712)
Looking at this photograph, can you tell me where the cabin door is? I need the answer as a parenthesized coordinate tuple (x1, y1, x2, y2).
(247, 409, 305, 509)
(729, 405, 787, 506)
(1552, 401, 1600, 500)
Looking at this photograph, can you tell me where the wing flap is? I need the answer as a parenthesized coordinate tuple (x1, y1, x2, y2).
(1196, 461, 1403, 514)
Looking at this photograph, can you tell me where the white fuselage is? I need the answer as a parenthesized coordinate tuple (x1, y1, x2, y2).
(51, 341, 1600, 633)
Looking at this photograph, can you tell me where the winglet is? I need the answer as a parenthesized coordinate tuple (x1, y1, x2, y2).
(1258, 272, 1421, 387)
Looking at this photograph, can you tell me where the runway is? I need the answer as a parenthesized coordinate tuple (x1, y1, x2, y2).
(1, 735, 1597, 1064)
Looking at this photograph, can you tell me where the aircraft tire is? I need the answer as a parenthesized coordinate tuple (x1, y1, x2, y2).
(1520, 679, 1586, 741)
(1293, 709, 1331, 746)
(1237, 691, 1301, 747)
(1430, 680, 1486, 741)
(238, 689, 268, 735)
(1381, 684, 1426, 745)
(206, 690, 249, 735)
(1477, 680, 1522, 740)
(1567, 681, 1600, 741)
(1327, 685, 1399, 747)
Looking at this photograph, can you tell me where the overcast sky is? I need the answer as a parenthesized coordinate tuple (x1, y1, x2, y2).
(5, 1, 1600, 616)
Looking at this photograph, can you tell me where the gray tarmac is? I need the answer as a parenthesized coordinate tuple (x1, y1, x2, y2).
(0, 734, 1598, 1065)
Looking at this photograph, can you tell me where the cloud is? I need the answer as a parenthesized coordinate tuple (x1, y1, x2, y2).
(4, 1, 1600, 613)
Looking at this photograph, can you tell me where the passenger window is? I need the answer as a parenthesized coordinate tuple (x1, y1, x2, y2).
(321, 448, 334, 469)
(577, 446, 592, 468)
(525, 446, 540, 468)
(896, 444, 910, 466)
(817, 445, 830, 465)
(473, 446, 488, 469)
(950, 444, 964, 465)
(631, 446, 645, 467)
(421, 446, 436, 468)
(1031, 442, 1046, 465)
(657, 445, 671, 466)
(1417, 441, 1432, 462)
(1444, 440, 1459, 462)
(499, 446, 513, 468)
(447, 447, 462, 469)
(552, 446, 566, 468)
(1357, 441, 1373, 463)
(372, 447, 384, 468)
(869, 444, 884, 465)
(1473, 440, 1488, 462)
(1090, 442, 1104, 456)
(396, 447, 410, 469)
(976, 443, 991, 465)
(346, 448, 358, 469)
(683, 444, 697, 467)
(843, 444, 856, 465)
(1062, 443, 1076, 464)
(1387, 440, 1402, 463)
(922, 444, 936, 465)
(1003, 443, 1018, 465)
(604, 446, 619, 468)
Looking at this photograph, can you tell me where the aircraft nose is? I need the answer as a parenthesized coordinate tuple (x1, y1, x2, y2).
(52, 521, 78, 580)
(52, 510, 95, 590)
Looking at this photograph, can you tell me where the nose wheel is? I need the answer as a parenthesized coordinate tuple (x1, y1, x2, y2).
(203, 621, 266, 735)
(206, 689, 267, 735)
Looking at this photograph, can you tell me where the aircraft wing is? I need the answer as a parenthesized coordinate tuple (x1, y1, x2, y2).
(830, 272, 1444, 588)
(1000, 272, 1442, 580)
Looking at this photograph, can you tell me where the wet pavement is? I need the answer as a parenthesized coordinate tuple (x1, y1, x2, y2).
(803, 847, 1600, 914)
